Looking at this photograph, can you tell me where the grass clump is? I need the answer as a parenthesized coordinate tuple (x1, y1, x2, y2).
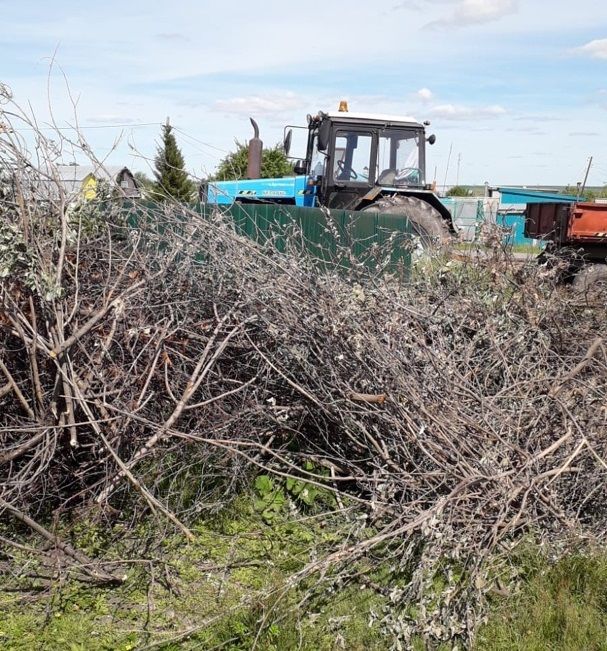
(476, 550, 607, 651)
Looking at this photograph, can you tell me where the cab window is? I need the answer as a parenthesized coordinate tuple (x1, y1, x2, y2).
(377, 130, 422, 186)
(333, 131, 372, 182)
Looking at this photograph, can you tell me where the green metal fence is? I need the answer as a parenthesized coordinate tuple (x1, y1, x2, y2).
(121, 201, 414, 275)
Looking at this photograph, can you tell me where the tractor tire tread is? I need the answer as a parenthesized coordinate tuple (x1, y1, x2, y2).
(363, 195, 452, 248)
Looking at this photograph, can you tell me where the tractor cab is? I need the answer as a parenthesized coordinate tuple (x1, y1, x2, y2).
(291, 103, 439, 212)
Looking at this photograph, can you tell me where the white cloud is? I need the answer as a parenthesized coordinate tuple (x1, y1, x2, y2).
(456, 0, 517, 23)
(392, 0, 423, 10)
(572, 38, 607, 60)
(429, 103, 507, 120)
(505, 125, 545, 135)
(514, 114, 565, 122)
(213, 93, 306, 117)
(428, 0, 518, 27)
(416, 88, 434, 102)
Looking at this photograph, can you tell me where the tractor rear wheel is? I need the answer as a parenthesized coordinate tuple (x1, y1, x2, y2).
(572, 264, 607, 300)
(363, 195, 452, 252)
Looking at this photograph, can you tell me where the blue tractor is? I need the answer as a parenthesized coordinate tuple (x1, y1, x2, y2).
(206, 102, 454, 247)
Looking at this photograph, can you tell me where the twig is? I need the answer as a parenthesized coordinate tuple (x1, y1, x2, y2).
(0, 497, 123, 585)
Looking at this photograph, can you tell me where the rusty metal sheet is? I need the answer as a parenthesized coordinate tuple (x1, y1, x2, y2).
(524, 203, 570, 242)
(568, 202, 607, 242)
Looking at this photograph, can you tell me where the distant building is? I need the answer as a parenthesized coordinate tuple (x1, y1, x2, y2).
(1, 163, 143, 204)
(55, 164, 140, 200)
(56, 164, 119, 199)
(114, 167, 141, 199)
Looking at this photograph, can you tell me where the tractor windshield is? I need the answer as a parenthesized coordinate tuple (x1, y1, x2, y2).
(333, 131, 373, 182)
(376, 129, 423, 187)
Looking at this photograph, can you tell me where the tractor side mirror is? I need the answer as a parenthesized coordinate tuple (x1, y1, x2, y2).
(427, 134, 436, 145)
(293, 160, 308, 175)
(283, 129, 292, 156)
(317, 120, 331, 151)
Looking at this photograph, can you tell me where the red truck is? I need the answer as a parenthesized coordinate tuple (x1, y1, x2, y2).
(525, 201, 607, 291)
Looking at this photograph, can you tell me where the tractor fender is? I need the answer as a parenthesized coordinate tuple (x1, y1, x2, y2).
(393, 190, 455, 232)
(356, 190, 454, 232)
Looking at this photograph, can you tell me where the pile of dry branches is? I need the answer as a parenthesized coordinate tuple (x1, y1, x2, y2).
(1, 97, 607, 647)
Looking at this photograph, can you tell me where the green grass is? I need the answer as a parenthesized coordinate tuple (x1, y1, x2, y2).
(476, 551, 607, 651)
(0, 495, 389, 651)
(454, 241, 543, 255)
(3, 494, 607, 650)
(510, 244, 543, 254)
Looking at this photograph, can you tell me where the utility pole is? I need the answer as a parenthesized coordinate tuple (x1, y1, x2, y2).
(442, 143, 453, 194)
(456, 153, 462, 187)
(578, 156, 593, 200)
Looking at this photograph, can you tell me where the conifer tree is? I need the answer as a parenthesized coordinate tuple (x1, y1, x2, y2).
(152, 119, 195, 202)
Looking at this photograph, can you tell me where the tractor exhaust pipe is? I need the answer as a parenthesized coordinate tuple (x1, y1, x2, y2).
(247, 117, 262, 179)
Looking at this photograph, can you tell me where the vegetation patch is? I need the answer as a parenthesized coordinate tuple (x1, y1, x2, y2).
(0, 496, 389, 650)
(477, 550, 607, 651)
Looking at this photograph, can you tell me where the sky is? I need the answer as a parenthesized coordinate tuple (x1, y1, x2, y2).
(1, 0, 607, 187)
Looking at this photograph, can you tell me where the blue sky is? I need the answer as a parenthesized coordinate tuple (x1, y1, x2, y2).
(1, 0, 606, 187)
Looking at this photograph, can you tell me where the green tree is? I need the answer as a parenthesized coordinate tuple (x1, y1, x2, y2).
(134, 171, 153, 187)
(212, 141, 293, 181)
(446, 185, 472, 197)
(152, 120, 195, 202)
(562, 185, 607, 200)
(133, 171, 154, 193)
